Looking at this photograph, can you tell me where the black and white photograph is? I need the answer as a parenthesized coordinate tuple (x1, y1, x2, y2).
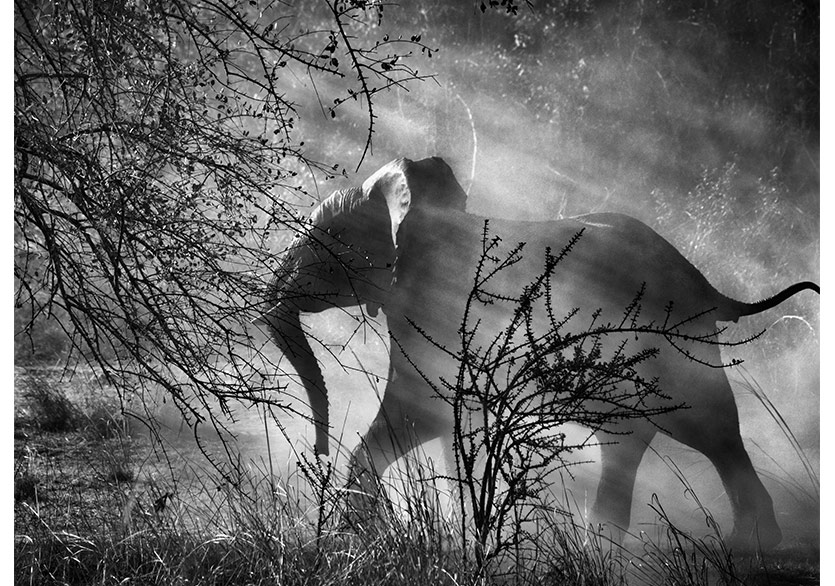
(13, 1, 820, 583)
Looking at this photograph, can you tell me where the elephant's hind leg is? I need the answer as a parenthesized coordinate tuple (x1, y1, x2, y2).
(683, 427, 782, 551)
(591, 432, 652, 542)
(670, 372, 782, 551)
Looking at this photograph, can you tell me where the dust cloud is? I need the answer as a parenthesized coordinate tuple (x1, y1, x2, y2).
(203, 2, 819, 547)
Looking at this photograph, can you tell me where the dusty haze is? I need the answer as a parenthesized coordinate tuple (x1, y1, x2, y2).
(151, 1, 819, 548)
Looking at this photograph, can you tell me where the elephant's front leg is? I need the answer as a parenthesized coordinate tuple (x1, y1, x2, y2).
(345, 358, 446, 524)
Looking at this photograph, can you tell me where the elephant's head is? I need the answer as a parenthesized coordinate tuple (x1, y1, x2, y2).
(262, 157, 467, 455)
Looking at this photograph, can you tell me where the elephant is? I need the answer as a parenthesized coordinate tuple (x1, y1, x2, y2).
(260, 156, 818, 550)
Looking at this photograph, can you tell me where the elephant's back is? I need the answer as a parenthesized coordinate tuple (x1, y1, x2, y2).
(489, 212, 728, 324)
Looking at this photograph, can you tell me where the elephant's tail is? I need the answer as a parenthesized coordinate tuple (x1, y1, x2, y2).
(720, 281, 819, 322)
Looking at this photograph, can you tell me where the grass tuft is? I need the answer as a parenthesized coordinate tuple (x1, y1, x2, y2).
(18, 372, 83, 433)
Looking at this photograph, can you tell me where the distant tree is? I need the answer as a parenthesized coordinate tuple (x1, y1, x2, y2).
(14, 0, 429, 445)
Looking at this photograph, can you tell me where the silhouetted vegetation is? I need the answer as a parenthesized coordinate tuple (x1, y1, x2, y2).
(13, 381, 820, 584)
(14, 1, 818, 582)
(14, 0, 430, 443)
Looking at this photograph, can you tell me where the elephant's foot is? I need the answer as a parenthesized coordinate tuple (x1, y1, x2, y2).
(727, 515, 782, 552)
(341, 466, 384, 530)
(341, 498, 381, 531)
(584, 520, 630, 549)
(589, 501, 632, 547)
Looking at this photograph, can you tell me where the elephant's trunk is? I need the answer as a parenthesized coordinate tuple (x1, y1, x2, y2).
(264, 306, 330, 455)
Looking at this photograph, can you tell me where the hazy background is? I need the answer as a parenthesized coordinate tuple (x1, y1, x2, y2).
(224, 1, 820, 547)
(17, 0, 819, 548)
(284, 2, 820, 541)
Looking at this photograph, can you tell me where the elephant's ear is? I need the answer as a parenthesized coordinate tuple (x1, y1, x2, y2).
(362, 157, 468, 249)
(293, 157, 466, 313)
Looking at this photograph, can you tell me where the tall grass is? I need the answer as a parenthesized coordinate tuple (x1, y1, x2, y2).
(15, 420, 812, 585)
(15, 444, 464, 585)
(15, 281, 818, 586)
